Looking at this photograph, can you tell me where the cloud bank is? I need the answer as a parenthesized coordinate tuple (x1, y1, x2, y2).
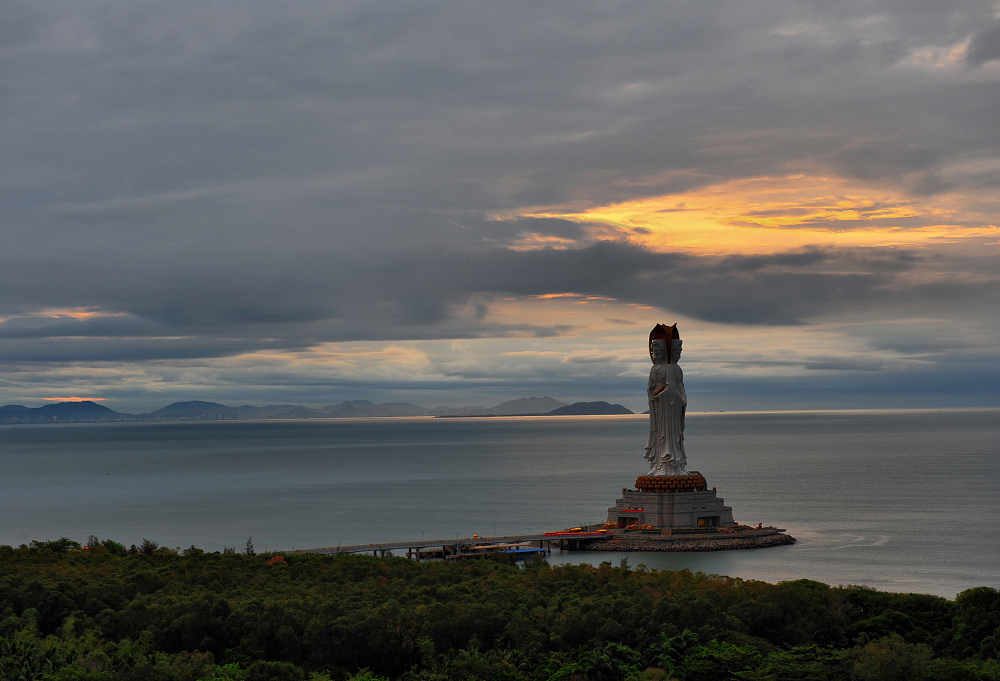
(1, 0, 998, 411)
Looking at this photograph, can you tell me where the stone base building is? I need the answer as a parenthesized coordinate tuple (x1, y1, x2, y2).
(607, 471, 735, 530)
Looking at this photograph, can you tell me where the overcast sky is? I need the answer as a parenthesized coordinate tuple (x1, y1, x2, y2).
(2, 0, 999, 413)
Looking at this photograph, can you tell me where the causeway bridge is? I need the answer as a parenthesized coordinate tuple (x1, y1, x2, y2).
(286, 532, 606, 559)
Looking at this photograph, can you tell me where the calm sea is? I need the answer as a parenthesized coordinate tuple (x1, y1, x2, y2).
(1, 410, 997, 598)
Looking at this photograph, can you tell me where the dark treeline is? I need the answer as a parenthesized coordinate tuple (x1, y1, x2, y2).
(1, 539, 999, 680)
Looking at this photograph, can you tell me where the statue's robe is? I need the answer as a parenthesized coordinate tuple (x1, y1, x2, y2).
(644, 361, 688, 476)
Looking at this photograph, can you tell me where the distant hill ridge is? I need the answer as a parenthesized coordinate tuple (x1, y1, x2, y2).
(547, 401, 633, 416)
(0, 397, 633, 423)
(0, 400, 124, 424)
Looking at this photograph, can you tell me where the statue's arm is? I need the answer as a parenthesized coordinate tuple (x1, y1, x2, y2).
(675, 366, 687, 406)
(648, 367, 665, 397)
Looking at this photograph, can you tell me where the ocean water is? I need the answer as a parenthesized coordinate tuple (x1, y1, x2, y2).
(0, 409, 997, 598)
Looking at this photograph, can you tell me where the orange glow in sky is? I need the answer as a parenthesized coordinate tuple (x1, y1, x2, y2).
(521, 175, 1000, 255)
(531, 293, 616, 301)
(43, 397, 106, 401)
(31, 308, 128, 320)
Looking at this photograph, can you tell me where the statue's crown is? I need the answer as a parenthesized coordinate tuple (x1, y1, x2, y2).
(649, 323, 679, 363)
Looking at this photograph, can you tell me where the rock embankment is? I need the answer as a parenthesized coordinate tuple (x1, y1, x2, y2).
(584, 532, 796, 552)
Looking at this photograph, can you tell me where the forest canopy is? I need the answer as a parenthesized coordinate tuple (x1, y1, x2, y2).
(1, 540, 998, 680)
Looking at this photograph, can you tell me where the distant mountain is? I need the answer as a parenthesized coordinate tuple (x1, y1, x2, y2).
(430, 397, 573, 417)
(430, 397, 631, 417)
(0, 400, 126, 423)
(366, 402, 429, 417)
(36, 401, 122, 419)
(487, 396, 568, 415)
(143, 401, 237, 421)
(547, 401, 633, 415)
(142, 402, 311, 420)
(0, 406, 29, 422)
(0, 396, 629, 423)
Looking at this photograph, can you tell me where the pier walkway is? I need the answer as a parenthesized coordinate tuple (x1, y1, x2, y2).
(286, 533, 582, 558)
(285, 526, 790, 559)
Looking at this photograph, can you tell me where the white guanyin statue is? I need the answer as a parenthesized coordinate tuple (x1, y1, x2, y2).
(643, 324, 688, 476)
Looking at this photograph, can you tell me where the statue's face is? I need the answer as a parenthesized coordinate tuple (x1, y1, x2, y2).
(672, 342, 682, 362)
(651, 340, 667, 362)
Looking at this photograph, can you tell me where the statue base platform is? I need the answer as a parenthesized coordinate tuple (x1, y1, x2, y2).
(608, 472, 735, 530)
(635, 472, 707, 493)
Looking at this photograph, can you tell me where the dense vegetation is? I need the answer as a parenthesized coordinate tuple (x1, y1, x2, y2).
(1, 539, 999, 680)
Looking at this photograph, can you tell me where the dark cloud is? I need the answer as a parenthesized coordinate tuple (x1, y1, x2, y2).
(4, 0, 996, 225)
(967, 24, 1000, 67)
(436, 243, 903, 326)
(715, 249, 832, 272)
(1, 0, 998, 408)
(2, 238, 995, 366)
(832, 144, 944, 183)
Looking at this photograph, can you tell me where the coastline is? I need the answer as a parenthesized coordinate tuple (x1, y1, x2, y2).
(582, 528, 797, 553)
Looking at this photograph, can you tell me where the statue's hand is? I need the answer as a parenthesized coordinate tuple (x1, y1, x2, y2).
(651, 386, 666, 397)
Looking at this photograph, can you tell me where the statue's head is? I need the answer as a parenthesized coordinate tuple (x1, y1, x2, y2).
(649, 323, 680, 363)
(651, 339, 668, 363)
(671, 339, 683, 363)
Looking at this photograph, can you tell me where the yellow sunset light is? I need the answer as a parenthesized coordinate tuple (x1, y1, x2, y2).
(521, 175, 999, 255)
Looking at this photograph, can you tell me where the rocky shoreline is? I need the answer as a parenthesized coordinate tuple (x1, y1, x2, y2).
(583, 531, 796, 553)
